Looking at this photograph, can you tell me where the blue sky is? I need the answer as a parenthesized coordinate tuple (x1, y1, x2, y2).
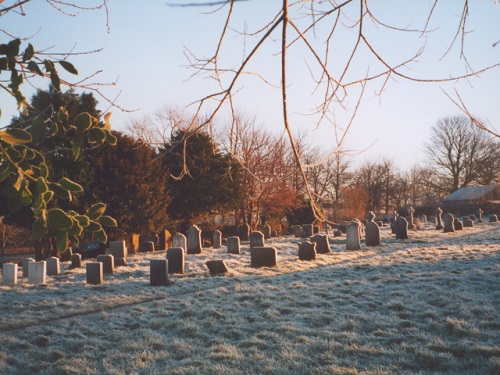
(2, 0, 499, 169)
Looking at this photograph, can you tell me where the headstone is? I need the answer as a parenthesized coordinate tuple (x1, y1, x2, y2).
(478, 208, 483, 223)
(407, 206, 415, 230)
(361, 219, 368, 227)
(46, 257, 60, 276)
(60, 248, 72, 262)
(107, 241, 127, 266)
(346, 221, 361, 250)
(435, 207, 444, 230)
(454, 218, 463, 230)
(172, 233, 187, 250)
(3, 263, 18, 285)
(166, 247, 184, 274)
(86, 262, 103, 285)
(395, 217, 408, 240)
(298, 241, 316, 261)
(301, 224, 313, 238)
(212, 230, 222, 249)
(96, 254, 114, 274)
(28, 261, 46, 285)
(131, 233, 140, 254)
(310, 234, 331, 254)
(187, 225, 202, 254)
(365, 221, 381, 246)
(158, 229, 172, 251)
(22, 258, 34, 278)
(263, 225, 272, 240)
(250, 231, 265, 249)
(271, 230, 278, 237)
(238, 223, 250, 241)
(70, 253, 82, 269)
(206, 260, 228, 275)
(333, 230, 341, 237)
(420, 215, 427, 224)
(468, 214, 475, 221)
(489, 215, 498, 223)
(139, 241, 155, 253)
(293, 225, 303, 238)
(227, 236, 240, 255)
(251, 247, 278, 267)
(443, 213, 455, 233)
(150, 259, 169, 286)
(463, 217, 474, 227)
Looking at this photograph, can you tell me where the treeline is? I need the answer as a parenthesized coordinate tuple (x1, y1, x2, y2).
(2, 88, 499, 241)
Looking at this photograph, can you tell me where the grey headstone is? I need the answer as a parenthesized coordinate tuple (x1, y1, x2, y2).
(139, 241, 155, 252)
(310, 234, 331, 254)
(478, 208, 483, 223)
(238, 223, 250, 241)
(468, 214, 475, 221)
(187, 225, 202, 254)
(212, 230, 222, 249)
(96, 254, 114, 274)
(166, 247, 184, 274)
(22, 258, 34, 278)
(463, 218, 474, 227)
(298, 241, 316, 261)
(263, 225, 272, 240)
(407, 206, 415, 230)
(3, 263, 18, 285)
(251, 247, 277, 267)
(443, 213, 455, 233)
(86, 262, 103, 285)
(46, 257, 60, 276)
(250, 231, 265, 249)
(108, 241, 127, 260)
(293, 225, 303, 238)
(346, 221, 361, 250)
(365, 221, 381, 246)
(227, 236, 241, 255)
(435, 207, 444, 230)
(395, 217, 408, 240)
(172, 233, 187, 250)
(206, 260, 229, 275)
(28, 261, 46, 285)
(420, 215, 427, 224)
(70, 253, 82, 269)
(301, 224, 313, 238)
(454, 218, 463, 231)
(150, 259, 169, 286)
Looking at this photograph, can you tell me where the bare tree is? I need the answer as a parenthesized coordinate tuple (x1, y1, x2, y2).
(425, 116, 500, 194)
(173, 0, 499, 222)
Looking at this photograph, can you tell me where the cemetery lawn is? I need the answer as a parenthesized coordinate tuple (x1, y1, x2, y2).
(1, 223, 499, 374)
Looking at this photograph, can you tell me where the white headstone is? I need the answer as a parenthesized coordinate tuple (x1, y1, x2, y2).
(28, 261, 46, 285)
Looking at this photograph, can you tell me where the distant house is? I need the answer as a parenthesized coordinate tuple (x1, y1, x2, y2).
(441, 184, 500, 214)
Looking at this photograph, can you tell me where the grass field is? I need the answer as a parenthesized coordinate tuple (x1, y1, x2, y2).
(1, 222, 499, 374)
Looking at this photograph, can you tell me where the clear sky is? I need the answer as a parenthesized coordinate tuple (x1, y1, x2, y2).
(2, 0, 499, 169)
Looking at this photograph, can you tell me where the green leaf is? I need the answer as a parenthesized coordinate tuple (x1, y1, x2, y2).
(74, 112, 92, 132)
(75, 215, 90, 227)
(59, 60, 78, 75)
(86, 203, 106, 220)
(50, 71, 61, 91)
(49, 122, 59, 136)
(27, 61, 43, 76)
(98, 215, 117, 227)
(94, 229, 107, 244)
(47, 208, 73, 230)
(48, 182, 72, 201)
(36, 177, 49, 194)
(59, 177, 83, 192)
(86, 221, 102, 232)
(87, 127, 106, 144)
(0, 128, 31, 144)
(0, 163, 10, 181)
(6, 39, 20, 58)
(43, 191, 54, 205)
(67, 219, 83, 236)
(22, 43, 35, 62)
(39, 163, 49, 178)
(105, 129, 118, 145)
(57, 107, 69, 122)
(56, 230, 69, 252)
(44, 60, 55, 72)
(31, 217, 48, 240)
(30, 116, 45, 145)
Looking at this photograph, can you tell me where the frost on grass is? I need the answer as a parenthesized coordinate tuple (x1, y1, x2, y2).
(0, 223, 499, 374)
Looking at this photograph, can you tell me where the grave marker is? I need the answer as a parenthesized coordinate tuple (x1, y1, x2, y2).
(166, 247, 185, 274)
(150, 259, 169, 286)
(187, 225, 202, 254)
(227, 236, 241, 255)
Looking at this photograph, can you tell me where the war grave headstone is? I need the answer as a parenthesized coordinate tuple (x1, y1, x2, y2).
(227, 236, 241, 255)
(22, 257, 34, 278)
(443, 213, 455, 233)
(212, 230, 222, 249)
(70, 253, 82, 269)
(28, 261, 46, 285)
(96, 254, 115, 274)
(187, 225, 202, 254)
(395, 217, 408, 240)
(310, 234, 331, 254)
(107, 241, 127, 266)
(298, 241, 317, 261)
(166, 247, 184, 274)
(251, 247, 278, 267)
(150, 259, 169, 286)
(46, 257, 60, 276)
(346, 221, 361, 250)
(206, 260, 229, 275)
(250, 231, 265, 249)
(3, 263, 18, 285)
(87, 262, 103, 285)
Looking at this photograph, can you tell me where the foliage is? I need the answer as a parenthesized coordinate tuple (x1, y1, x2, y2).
(89, 132, 171, 239)
(0, 37, 116, 259)
(160, 130, 243, 230)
